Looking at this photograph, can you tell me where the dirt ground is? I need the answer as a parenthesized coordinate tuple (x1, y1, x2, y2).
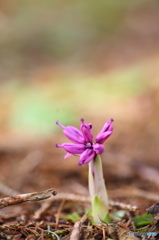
(1, 111, 159, 239)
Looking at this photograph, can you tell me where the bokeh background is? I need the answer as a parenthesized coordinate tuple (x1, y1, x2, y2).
(0, 0, 159, 204)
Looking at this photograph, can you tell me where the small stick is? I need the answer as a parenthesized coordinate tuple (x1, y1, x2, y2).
(134, 189, 159, 201)
(102, 225, 106, 240)
(33, 192, 137, 220)
(55, 198, 66, 225)
(109, 200, 137, 211)
(0, 188, 57, 209)
(69, 214, 87, 240)
(0, 182, 20, 196)
(52, 193, 137, 211)
(33, 201, 52, 219)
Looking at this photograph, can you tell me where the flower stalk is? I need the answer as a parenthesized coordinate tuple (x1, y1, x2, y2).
(89, 154, 109, 224)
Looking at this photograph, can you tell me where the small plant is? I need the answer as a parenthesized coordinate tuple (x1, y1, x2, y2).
(56, 118, 114, 224)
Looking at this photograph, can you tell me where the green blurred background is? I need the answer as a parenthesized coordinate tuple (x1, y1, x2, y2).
(0, 0, 159, 144)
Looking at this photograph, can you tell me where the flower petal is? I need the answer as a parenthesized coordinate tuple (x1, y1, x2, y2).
(78, 149, 95, 166)
(56, 121, 85, 144)
(96, 119, 114, 144)
(93, 143, 104, 154)
(80, 118, 93, 143)
(63, 126, 85, 144)
(96, 130, 113, 144)
(62, 143, 86, 154)
(98, 119, 114, 134)
(64, 153, 73, 159)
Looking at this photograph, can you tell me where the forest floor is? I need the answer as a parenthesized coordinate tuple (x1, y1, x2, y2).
(0, 120, 159, 240)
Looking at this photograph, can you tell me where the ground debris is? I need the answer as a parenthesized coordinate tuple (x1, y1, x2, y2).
(0, 188, 57, 209)
(147, 201, 159, 235)
(69, 214, 87, 240)
(0, 220, 71, 240)
(50, 192, 137, 211)
(147, 201, 159, 216)
(79, 222, 139, 240)
(105, 223, 138, 240)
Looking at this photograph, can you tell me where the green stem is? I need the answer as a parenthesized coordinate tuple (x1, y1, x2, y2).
(88, 160, 95, 199)
(88, 154, 109, 224)
(94, 154, 108, 209)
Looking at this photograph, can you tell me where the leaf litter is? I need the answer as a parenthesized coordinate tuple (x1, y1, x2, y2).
(0, 187, 159, 240)
(1, 119, 159, 239)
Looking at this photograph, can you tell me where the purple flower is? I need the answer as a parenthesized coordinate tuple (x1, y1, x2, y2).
(56, 119, 114, 166)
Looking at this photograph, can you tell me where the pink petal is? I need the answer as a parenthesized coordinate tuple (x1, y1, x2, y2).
(96, 119, 114, 144)
(64, 126, 85, 144)
(97, 119, 113, 135)
(93, 143, 104, 154)
(78, 149, 95, 166)
(80, 119, 93, 143)
(96, 129, 113, 144)
(62, 143, 86, 154)
(64, 153, 73, 159)
(56, 121, 85, 144)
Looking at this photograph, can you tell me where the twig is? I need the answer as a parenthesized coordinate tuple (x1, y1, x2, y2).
(102, 225, 106, 240)
(52, 193, 137, 211)
(0, 188, 57, 209)
(69, 214, 87, 240)
(0, 182, 20, 196)
(136, 165, 159, 189)
(109, 200, 137, 211)
(55, 198, 66, 225)
(33, 201, 52, 219)
(134, 189, 159, 201)
(53, 192, 90, 203)
(111, 187, 159, 202)
(33, 192, 137, 220)
(18, 150, 44, 174)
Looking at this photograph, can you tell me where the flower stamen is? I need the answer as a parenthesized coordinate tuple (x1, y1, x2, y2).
(56, 121, 65, 129)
